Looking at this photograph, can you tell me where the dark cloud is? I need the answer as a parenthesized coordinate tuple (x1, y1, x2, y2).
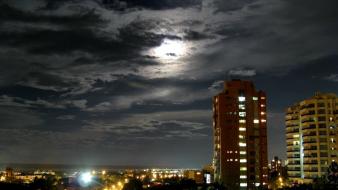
(183, 30, 211, 40)
(213, 0, 257, 12)
(228, 68, 256, 77)
(324, 74, 338, 82)
(102, 0, 202, 10)
(0, 3, 105, 28)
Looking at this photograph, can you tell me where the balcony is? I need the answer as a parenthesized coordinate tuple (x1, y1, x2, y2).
(287, 148, 300, 152)
(286, 136, 296, 140)
(303, 169, 318, 172)
(303, 132, 317, 137)
(303, 140, 317, 144)
(288, 162, 300, 166)
(300, 104, 315, 109)
(288, 168, 301, 171)
(302, 125, 316, 130)
(286, 129, 299, 134)
(288, 174, 301, 177)
(286, 122, 299, 127)
(303, 147, 317, 151)
(301, 118, 316, 123)
(303, 155, 318, 158)
(286, 116, 299, 121)
(301, 111, 316, 117)
(303, 162, 318, 165)
(288, 156, 301, 159)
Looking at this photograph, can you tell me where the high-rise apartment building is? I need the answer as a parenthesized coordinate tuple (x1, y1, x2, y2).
(285, 93, 338, 183)
(212, 80, 268, 190)
(270, 156, 282, 174)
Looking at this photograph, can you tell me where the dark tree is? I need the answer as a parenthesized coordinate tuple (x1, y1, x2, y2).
(122, 178, 143, 190)
(29, 175, 57, 190)
(327, 161, 338, 185)
(0, 182, 27, 190)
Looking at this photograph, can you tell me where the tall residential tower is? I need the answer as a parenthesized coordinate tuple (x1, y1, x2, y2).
(285, 93, 337, 183)
(212, 80, 268, 190)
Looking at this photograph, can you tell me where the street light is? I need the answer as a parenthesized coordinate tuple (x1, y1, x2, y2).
(78, 172, 93, 187)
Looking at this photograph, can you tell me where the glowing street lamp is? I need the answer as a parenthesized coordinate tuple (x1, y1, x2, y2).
(78, 172, 93, 187)
(118, 181, 123, 187)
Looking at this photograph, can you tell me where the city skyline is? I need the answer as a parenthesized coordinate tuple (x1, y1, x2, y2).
(0, 0, 338, 168)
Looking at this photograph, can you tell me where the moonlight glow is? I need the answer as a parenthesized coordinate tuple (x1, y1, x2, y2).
(151, 39, 187, 60)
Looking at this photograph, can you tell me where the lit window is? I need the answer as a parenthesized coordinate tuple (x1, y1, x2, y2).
(293, 134, 299, 138)
(239, 143, 247, 147)
(240, 151, 246, 155)
(239, 104, 245, 110)
(240, 175, 247, 179)
(239, 112, 246, 117)
(260, 104, 265, 107)
(239, 119, 246, 123)
(260, 112, 265, 115)
(230, 151, 232, 153)
(240, 159, 247, 163)
(261, 119, 266, 123)
(254, 119, 259, 124)
(261, 97, 266, 100)
(253, 97, 258, 100)
(240, 183, 247, 187)
(240, 167, 247, 171)
(255, 183, 260, 187)
(239, 135, 244, 139)
(238, 96, 246, 102)
(235, 159, 238, 161)
(239, 127, 246, 131)
(230, 159, 233, 161)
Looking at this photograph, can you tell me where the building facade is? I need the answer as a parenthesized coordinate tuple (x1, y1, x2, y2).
(285, 93, 338, 183)
(270, 156, 282, 174)
(212, 80, 268, 189)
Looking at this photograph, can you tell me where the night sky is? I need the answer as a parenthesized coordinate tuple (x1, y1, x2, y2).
(0, 0, 337, 168)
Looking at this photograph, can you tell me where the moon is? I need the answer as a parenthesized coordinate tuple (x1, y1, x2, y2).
(151, 38, 187, 60)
